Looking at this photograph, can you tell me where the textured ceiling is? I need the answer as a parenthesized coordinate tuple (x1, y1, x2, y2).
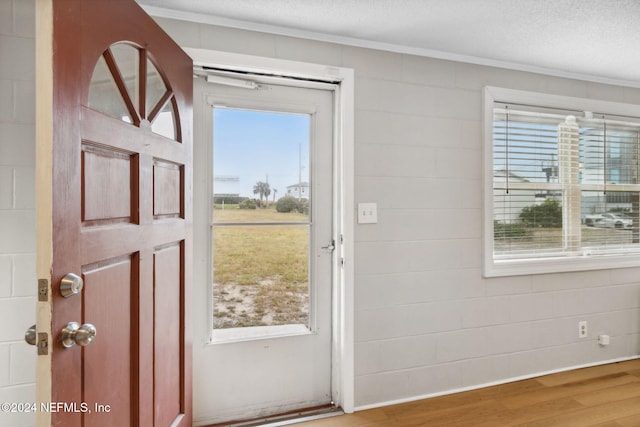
(137, 0, 640, 86)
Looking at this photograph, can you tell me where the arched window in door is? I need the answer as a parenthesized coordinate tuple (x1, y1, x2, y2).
(88, 42, 181, 141)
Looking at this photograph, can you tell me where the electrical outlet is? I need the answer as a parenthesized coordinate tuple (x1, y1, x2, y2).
(578, 320, 588, 338)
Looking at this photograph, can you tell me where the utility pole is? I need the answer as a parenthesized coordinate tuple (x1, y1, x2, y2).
(298, 143, 302, 200)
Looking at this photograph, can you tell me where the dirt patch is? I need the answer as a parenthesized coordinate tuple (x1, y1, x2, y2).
(213, 279, 309, 329)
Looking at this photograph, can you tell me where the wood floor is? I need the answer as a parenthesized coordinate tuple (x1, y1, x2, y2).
(300, 359, 640, 427)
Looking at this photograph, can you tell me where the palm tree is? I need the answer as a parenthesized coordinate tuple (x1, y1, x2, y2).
(253, 181, 271, 207)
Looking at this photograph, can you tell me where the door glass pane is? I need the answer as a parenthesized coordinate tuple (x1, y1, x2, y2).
(151, 98, 177, 140)
(146, 58, 167, 115)
(212, 108, 311, 330)
(109, 43, 140, 112)
(88, 55, 132, 123)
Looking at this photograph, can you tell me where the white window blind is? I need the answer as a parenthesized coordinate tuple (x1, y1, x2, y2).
(493, 107, 563, 256)
(491, 100, 640, 267)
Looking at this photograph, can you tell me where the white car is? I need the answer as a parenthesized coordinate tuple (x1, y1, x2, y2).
(592, 213, 632, 229)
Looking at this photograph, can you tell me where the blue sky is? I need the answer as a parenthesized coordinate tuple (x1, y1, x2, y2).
(213, 108, 310, 199)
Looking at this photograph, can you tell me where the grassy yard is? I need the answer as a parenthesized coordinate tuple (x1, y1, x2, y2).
(213, 206, 310, 329)
(214, 205, 309, 223)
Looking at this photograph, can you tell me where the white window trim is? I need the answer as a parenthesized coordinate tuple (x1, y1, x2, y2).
(483, 86, 640, 277)
(187, 48, 355, 413)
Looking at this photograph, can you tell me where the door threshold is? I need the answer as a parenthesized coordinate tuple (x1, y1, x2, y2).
(209, 405, 344, 427)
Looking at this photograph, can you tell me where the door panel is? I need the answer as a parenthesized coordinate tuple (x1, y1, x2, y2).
(82, 257, 135, 426)
(38, 1, 192, 425)
(81, 144, 137, 223)
(153, 160, 183, 218)
(154, 243, 184, 426)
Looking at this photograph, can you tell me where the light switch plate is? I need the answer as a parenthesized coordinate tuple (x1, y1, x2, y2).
(358, 202, 378, 224)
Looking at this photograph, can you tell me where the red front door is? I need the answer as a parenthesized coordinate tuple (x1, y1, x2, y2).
(37, 1, 192, 425)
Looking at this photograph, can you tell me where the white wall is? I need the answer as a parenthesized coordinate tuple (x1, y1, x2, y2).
(0, 0, 37, 426)
(153, 16, 640, 409)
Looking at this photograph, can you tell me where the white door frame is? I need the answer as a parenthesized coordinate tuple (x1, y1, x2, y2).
(187, 48, 355, 416)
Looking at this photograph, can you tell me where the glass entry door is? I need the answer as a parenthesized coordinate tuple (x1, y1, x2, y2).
(193, 77, 335, 424)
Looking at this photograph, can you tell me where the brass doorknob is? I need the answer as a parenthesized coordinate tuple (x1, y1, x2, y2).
(60, 322, 97, 348)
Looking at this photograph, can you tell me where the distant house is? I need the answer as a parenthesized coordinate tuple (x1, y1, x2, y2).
(214, 176, 240, 200)
(286, 182, 309, 199)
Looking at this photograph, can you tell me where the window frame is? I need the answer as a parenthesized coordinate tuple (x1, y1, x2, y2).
(483, 86, 640, 277)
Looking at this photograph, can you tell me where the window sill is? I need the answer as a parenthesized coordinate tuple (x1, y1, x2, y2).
(484, 252, 640, 277)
